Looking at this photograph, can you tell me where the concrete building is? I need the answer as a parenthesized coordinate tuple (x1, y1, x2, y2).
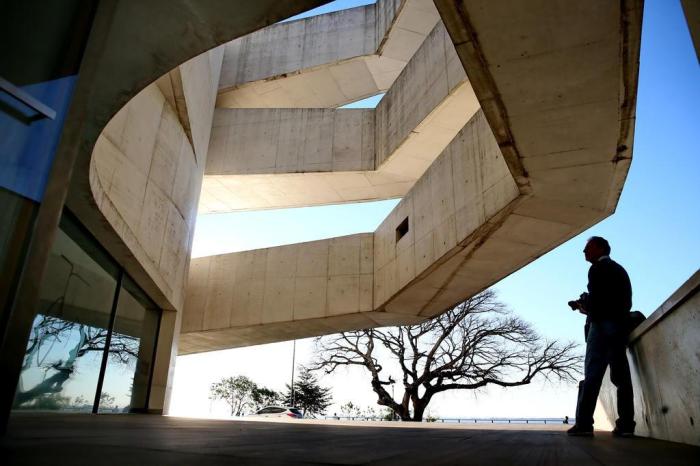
(1, 0, 696, 448)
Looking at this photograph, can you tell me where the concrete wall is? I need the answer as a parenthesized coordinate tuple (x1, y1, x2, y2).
(200, 22, 475, 214)
(89, 48, 223, 411)
(599, 270, 700, 446)
(181, 234, 378, 352)
(206, 109, 375, 175)
(216, 0, 440, 108)
(374, 110, 518, 308)
(181, 0, 641, 353)
(181, 110, 519, 351)
(90, 84, 196, 312)
(220, 5, 376, 89)
(375, 21, 465, 167)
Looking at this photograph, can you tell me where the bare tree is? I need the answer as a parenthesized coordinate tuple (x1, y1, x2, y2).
(15, 258, 140, 408)
(313, 290, 582, 422)
(14, 315, 139, 407)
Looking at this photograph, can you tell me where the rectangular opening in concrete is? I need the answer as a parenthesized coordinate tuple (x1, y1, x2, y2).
(396, 216, 409, 242)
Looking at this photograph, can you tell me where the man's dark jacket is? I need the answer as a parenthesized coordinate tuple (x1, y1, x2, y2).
(585, 257, 632, 323)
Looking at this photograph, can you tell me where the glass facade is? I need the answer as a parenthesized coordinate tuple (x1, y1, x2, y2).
(13, 213, 160, 413)
(98, 277, 160, 413)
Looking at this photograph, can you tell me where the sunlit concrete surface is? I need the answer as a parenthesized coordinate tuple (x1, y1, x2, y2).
(71, 0, 642, 400)
(201, 21, 475, 213)
(3, 413, 699, 465)
(599, 270, 700, 446)
(216, 0, 440, 109)
(179, 0, 643, 352)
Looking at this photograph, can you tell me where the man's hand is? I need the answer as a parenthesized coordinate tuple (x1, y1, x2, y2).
(568, 298, 588, 315)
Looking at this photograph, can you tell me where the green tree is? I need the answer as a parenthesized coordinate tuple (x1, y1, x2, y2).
(340, 401, 362, 417)
(251, 386, 281, 411)
(99, 392, 116, 409)
(209, 375, 256, 416)
(283, 366, 332, 418)
(209, 376, 281, 415)
(362, 406, 378, 419)
(382, 407, 397, 421)
(31, 393, 71, 410)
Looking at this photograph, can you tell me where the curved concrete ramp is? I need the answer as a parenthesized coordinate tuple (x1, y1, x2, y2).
(201, 22, 476, 213)
(179, 0, 642, 354)
(217, 0, 441, 108)
(181, 110, 517, 353)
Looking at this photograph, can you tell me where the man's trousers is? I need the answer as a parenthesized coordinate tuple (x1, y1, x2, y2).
(575, 320, 635, 430)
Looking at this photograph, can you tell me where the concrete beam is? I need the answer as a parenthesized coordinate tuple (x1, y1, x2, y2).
(216, 0, 440, 108)
(180, 0, 642, 352)
(200, 22, 477, 213)
(181, 111, 520, 351)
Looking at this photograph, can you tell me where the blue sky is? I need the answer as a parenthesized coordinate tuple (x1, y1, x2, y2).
(175, 0, 699, 419)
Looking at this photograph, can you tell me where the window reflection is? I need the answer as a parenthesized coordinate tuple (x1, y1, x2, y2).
(13, 213, 161, 413)
(99, 277, 160, 413)
(14, 220, 117, 411)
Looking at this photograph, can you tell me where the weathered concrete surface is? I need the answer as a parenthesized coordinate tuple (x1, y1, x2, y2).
(44, 0, 643, 416)
(155, 46, 225, 162)
(90, 48, 222, 315)
(183, 0, 641, 351)
(65, 0, 329, 312)
(217, 0, 440, 108)
(201, 22, 476, 213)
(599, 270, 700, 446)
(89, 47, 224, 410)
(435, 0, 641, 208)
(3, 413, 699, 465)
(181, 234, 428, 354)
(181, 112, 507, 351)
(206, 109, 376, 175)
(182, 235, 373, 340)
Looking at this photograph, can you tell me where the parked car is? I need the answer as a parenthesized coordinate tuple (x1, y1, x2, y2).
(248, 406, 303, 419)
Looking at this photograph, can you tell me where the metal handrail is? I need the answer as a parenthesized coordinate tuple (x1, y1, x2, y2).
(0, 76, 56, 120)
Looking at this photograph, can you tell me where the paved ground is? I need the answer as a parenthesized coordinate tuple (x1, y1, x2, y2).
(2, 413, 698, 465)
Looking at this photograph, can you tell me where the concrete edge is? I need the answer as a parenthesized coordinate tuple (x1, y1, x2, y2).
(629, 268, 700, 342)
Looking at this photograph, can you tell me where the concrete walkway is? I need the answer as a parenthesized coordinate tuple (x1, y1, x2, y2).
(2, 413, 698, 465)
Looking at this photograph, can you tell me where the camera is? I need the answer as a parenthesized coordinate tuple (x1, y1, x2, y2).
(568, 293, 589, 312)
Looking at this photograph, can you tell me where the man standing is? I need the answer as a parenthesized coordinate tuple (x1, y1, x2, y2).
(567, 236, 635, 437)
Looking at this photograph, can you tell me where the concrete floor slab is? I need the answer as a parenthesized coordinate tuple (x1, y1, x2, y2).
(2, 413, 698, 465)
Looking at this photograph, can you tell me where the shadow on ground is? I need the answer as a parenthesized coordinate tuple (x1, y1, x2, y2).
(2, 413, 698, 465)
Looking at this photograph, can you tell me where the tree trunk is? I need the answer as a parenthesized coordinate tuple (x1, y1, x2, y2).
(411, 400, 427, 422)
(14, 369, 72, 406)
(397, 404, 411, 421)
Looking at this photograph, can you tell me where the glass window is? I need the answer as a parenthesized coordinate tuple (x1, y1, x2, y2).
(12, 212, 161, 414)
(98, 276, 160, 413)
(13, 215, 119, 412)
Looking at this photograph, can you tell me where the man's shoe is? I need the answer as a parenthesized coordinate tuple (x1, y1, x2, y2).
(612, 427, 634, 438)
(567, 424, 594, 436)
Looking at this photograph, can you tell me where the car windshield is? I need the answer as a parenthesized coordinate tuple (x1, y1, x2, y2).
(289, 408, 302, 415)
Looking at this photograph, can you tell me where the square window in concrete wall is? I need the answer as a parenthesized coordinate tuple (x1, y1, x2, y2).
(396, 216, 409, 242)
